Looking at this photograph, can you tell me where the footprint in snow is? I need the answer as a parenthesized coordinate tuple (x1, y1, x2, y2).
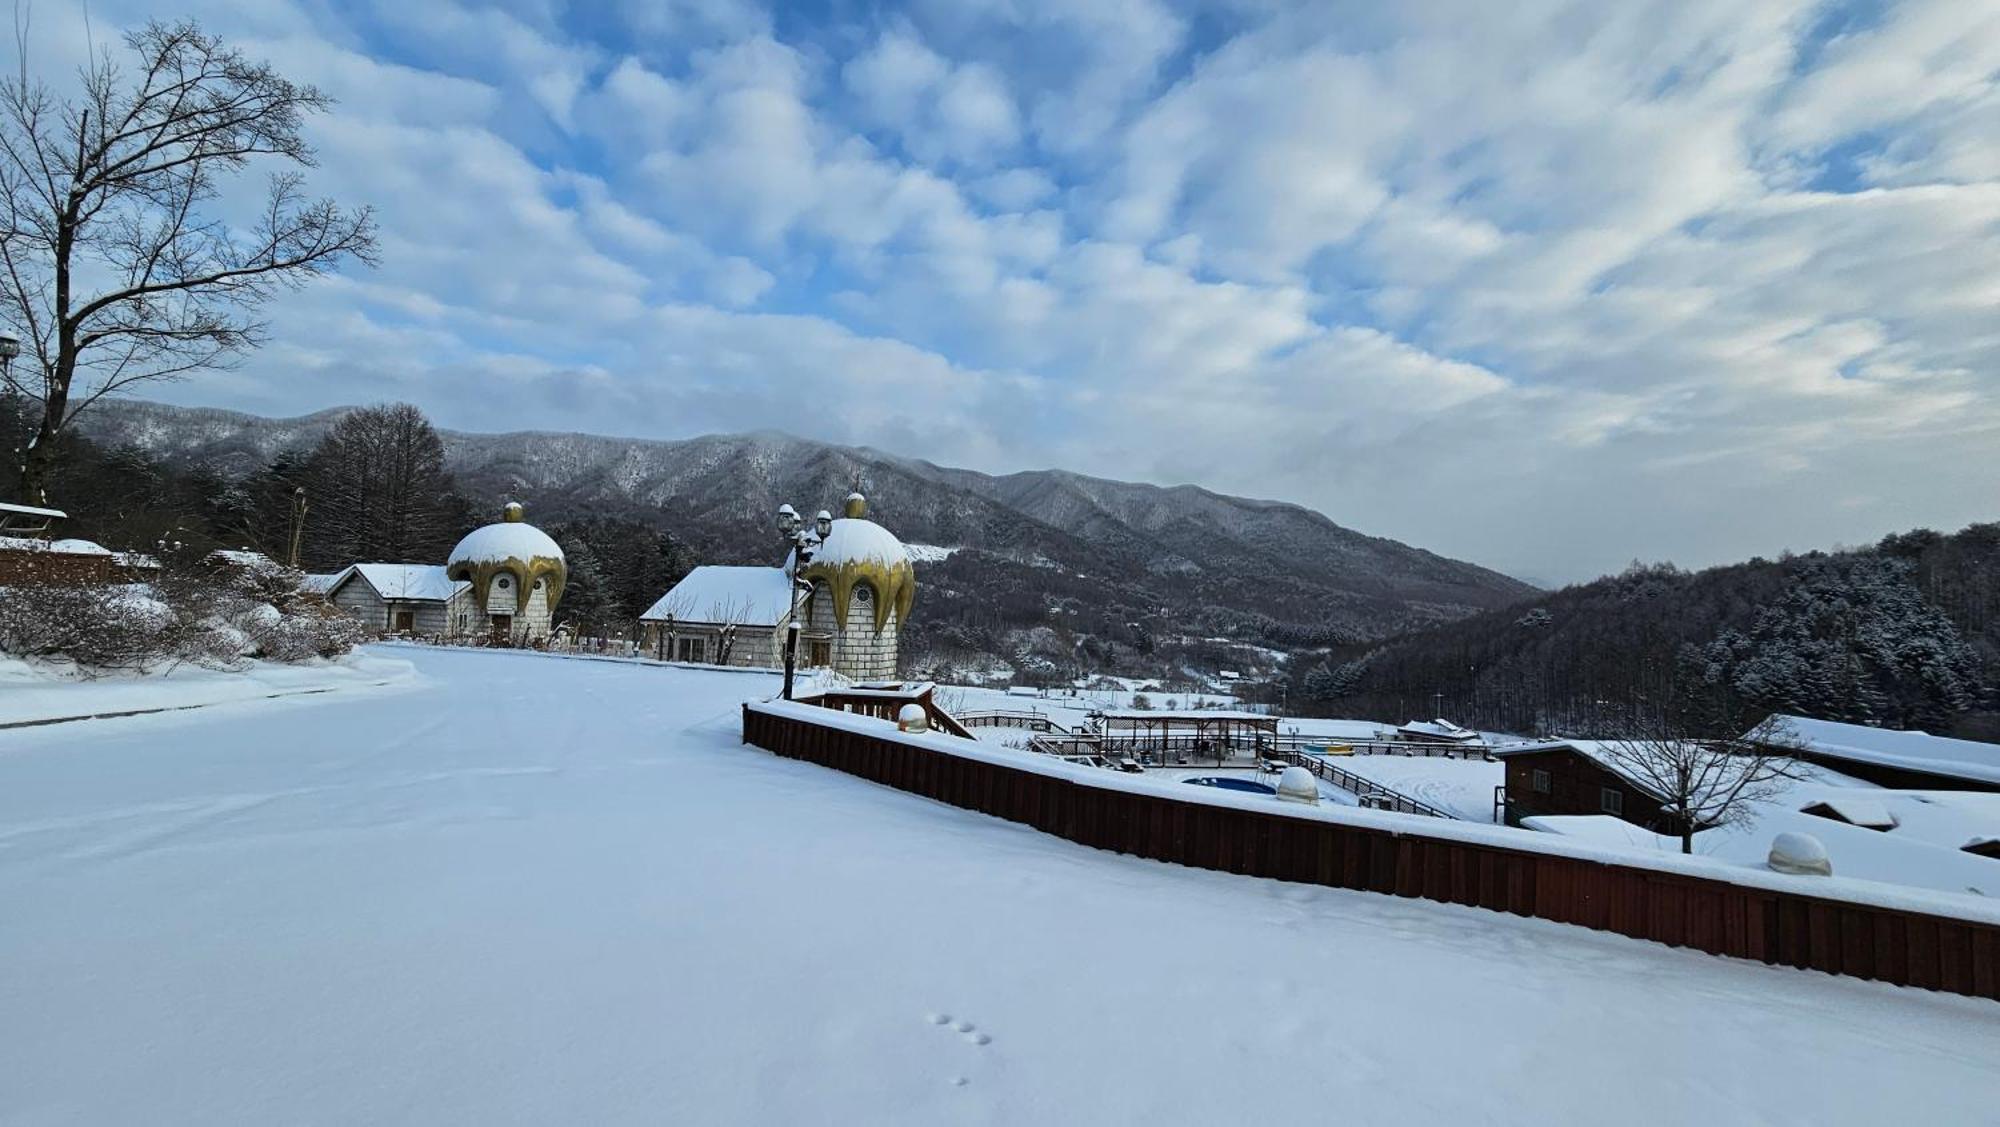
(925, 1013, 994, 1047)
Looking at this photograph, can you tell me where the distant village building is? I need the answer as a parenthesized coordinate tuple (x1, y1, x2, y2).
(638, 492, 915, 680)
(320, 502, 566, 644)
(1396, 718, 1483, 747)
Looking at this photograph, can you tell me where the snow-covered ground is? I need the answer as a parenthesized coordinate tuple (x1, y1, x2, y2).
(0, 651, 418, 727)
(2, 645, 1996, 1124)
(1329, 752, 1505, 822)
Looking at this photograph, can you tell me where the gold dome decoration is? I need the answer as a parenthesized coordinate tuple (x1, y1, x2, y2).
(797, 493, 915, 633)
(447, 502, 568, 615)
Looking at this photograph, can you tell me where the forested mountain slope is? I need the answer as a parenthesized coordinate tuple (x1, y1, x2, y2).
(1302, 525, 2000, 741)
(59, 399, 1535, 684)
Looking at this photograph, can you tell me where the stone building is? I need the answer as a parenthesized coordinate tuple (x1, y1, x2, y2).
(322, 563, 475, 636)
(636, 565, 794, 667)
(794, 493, 915, 681)
(320, 502, 567, 644)
(446, 502, 566, 643)
(638, 492, 915, 680)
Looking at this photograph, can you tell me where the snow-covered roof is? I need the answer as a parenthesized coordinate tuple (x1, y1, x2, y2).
(1802, 796, 1898, 829)
(1398, 718, 1481, 742)
(1099, 709, 1277, 724)
(341, 563, 469, 603)
(0, 535, 110, 554)
(1757, 714, 2000, 787)
(448, 505, 564, 569)
(0, 501, 65, 519)
(298, 572, 343, 594)
(47, 538, 111, 555)
(639, 565, 795, 626)
(1492, 739, 1709, 802)
(208, 549, 279, 569)
(805, 517, 909, 569)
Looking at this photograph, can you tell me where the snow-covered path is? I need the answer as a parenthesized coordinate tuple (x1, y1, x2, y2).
(2, 647, 1996, 1125)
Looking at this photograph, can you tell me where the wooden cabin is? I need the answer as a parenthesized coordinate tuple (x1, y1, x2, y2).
(1493, 740, 1685, 835)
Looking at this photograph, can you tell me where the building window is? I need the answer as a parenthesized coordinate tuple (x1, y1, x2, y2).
(1600, 787, 1624, 815)
(807, 639, 832, 667)
(1531, 769, 1552, 795)
(677, 636, 706, 663)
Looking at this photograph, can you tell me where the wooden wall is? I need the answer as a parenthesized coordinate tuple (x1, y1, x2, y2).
(1499, 747, 1677, 832)
(743, 703, 2000, 1002)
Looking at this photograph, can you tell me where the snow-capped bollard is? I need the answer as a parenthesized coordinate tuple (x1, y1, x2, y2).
(897, 703, 929, 733)
(1276, 765, 1319, 805)
(1768, 831, 1832, 876)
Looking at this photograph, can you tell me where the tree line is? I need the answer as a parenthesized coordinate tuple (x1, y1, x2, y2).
(0, 394, 686, 638)
(1294, 527, 2000, 741)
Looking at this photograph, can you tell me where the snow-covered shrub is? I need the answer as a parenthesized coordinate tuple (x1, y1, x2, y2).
(0, 582, 188, 669)
(0, 571, 366, 672)
(240, 602, 365, 661)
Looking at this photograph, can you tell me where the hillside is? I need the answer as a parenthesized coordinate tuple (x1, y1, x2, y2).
(71, 400, 1536, 684)
(1302, 524, 2000, 742)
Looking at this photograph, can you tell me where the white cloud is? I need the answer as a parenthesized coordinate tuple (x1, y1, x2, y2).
(48, 0, 2000, 584)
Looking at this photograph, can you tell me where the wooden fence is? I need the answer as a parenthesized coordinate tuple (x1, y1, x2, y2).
(743, 701, 2000, 1002)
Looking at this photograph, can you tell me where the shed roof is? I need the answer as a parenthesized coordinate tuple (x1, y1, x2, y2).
(1398, 718, 1481, 742)
(1099, 710, 1277, 725)
(1755, 714, 2000, 787)
(639, 565, 796, 626)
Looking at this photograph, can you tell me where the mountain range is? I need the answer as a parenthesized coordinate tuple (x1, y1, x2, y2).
(78, 399, 1537, 679)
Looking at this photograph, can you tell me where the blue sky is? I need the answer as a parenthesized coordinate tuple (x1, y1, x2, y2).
(26, 0, 2000, 582)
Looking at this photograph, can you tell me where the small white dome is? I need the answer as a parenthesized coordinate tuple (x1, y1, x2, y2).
(1276, 765, 1320, 804)
(1768, 832, 1832, 876)
(897, 703, 929, 732)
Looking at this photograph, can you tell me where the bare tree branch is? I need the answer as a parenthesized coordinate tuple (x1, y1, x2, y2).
(0, 18, 376, 501)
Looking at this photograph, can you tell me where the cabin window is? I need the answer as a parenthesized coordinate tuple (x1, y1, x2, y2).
(1531, 769, 1552, 795)
(807, 639, 832, 667)
(1599, 787, 1624, 815)
(677, 636, 706, 663)
(496, 575, 511, 589)
(853, 583, 873, 604)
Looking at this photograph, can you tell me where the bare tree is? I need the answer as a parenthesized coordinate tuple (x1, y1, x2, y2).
(301, 404, 466, 566)
(706, 594, 753, 665)
(0, 19, 377, 501)
(1596, 715, 1806, 854)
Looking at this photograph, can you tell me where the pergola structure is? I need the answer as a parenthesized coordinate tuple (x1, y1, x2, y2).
(1094, 710, 1279, 764)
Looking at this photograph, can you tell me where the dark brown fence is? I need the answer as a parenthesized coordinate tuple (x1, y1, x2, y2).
(744, 702, 2000, 1002)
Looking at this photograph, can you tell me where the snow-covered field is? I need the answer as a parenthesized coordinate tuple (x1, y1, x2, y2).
(1330, 752, 1505, 822)
(3, 646, 1997, 1124)
(0, 651, 418, 727)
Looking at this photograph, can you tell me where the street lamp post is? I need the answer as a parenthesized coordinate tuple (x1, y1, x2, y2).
(775, 503, 833, 700)
(0, 331, 20, 382)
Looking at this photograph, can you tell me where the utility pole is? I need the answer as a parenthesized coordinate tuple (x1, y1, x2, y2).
(287, 487, 308, 568)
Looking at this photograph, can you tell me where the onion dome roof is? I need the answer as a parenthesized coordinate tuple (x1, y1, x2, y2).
(447, 502, 567, 614)
(794, 493, 916, 632)
(448, 501, 565, 569)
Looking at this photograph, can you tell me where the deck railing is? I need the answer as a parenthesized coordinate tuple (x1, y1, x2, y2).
(743, 700, 2000, 1002)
